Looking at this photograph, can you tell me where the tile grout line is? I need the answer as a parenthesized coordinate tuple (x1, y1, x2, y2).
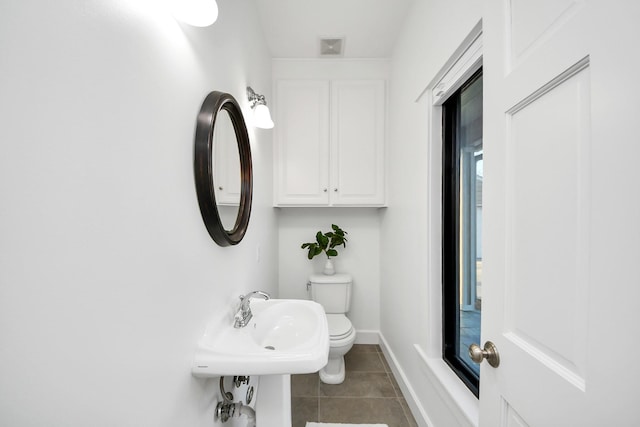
(293, 345, 412, 426)
(317, 396, 402, 400)
(397, 396, 414, 427)
(317, 373, 320, 423)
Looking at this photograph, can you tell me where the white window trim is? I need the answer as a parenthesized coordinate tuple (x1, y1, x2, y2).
(414, 19, 483, 427)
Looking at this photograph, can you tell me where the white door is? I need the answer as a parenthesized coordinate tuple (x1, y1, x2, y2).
(481, 1, 640, 425)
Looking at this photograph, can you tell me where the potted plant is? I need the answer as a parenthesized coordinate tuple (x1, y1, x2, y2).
(300, 224, 348, 275)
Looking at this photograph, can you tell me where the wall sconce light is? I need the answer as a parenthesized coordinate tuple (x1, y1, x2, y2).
(171, 0, 218, 27)
(246, 87, 274, 129)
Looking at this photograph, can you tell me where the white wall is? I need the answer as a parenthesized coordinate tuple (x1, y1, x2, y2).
(0, 1, 276, 426)
(274, 59, 388, 341)
(277, 208, 381, 339)
(382, 0, 482, 426)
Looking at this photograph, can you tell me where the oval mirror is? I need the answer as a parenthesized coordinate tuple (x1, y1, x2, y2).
(194, 91, 253, 246)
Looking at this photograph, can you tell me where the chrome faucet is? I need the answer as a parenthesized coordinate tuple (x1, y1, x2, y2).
(233, 291, 270, 328)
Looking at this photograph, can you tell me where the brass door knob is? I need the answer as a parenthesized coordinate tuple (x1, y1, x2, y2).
(469, 341, 500, 368)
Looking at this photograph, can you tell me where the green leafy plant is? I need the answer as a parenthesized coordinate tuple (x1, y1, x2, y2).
(301, 224, 348, 260)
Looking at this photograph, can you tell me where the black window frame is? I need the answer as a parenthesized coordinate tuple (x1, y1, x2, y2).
(442, 68, 483, 398)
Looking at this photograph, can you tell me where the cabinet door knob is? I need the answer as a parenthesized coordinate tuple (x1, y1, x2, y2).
(334, 188, 338, 192)
(323, 188, 328, 192)
(218, 186, 224, 190)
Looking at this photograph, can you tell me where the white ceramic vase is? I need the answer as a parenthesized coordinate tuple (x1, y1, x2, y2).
(323, 258, 335, 275)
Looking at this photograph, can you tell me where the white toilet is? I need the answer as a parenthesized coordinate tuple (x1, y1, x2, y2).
(308, 273, 356, 385)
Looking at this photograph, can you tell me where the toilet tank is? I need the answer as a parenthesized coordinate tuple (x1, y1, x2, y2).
(308, 273, 352, 314)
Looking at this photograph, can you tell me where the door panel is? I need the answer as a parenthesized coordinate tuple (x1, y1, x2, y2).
(500, 399, 529, 427)
(505, 64, 590, 386)
(482, 0, 640, 425)
(508, 0, 581, 65)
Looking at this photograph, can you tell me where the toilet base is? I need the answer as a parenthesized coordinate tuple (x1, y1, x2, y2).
(319, 356, 345, 384)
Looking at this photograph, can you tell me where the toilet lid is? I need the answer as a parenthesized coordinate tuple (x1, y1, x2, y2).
(326, 314, 353, 339)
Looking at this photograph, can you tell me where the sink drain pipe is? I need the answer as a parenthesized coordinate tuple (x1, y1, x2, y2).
(215, 401, 256, 426)
(215, 376, 256, 427)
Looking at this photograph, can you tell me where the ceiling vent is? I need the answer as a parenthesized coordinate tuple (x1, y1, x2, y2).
(320, 37, 345, 56)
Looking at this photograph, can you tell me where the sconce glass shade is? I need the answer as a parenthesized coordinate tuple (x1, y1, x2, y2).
(172, 0, 218, 27)
(253, 104, 274, 129)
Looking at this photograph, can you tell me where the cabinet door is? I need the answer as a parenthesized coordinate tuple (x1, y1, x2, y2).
(330, 80, 385, 206)
(213, 110, 241, 206)
(275, 80, 329, 205)
(274, 80, 330, 205)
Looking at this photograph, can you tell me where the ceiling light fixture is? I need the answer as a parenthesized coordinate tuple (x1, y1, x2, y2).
(246, 87, 274, 129)
(171, 0, 218, 27)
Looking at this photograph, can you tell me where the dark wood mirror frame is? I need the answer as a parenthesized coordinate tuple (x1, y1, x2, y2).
(194, 91, 253, 246)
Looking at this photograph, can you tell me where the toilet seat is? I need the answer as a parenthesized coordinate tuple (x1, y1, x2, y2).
(326, 314, 354, 340)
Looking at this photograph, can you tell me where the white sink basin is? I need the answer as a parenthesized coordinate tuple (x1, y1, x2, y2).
(192, 299, 329, 377)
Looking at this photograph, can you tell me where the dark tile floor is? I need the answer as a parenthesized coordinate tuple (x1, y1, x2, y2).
(291, 344, 418, 427)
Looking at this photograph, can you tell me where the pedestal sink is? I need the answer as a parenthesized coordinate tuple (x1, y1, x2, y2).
(192, 299, 329, 377)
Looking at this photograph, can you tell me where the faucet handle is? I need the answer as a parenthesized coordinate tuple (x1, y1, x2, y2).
(236, 294, 248, 313)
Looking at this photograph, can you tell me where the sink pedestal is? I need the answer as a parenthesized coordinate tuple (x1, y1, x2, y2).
(255, 374, 291, 427)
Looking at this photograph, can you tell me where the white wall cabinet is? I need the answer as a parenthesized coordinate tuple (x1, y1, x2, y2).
(213, 112, 241, 205)
(274, 79, 385, 206)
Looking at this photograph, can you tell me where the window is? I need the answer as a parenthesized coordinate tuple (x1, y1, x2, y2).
(442, 68, 483, 397)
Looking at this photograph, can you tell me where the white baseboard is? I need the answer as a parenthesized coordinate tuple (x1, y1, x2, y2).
(355, 330, 380, 344)
(378, 334, 434, 427)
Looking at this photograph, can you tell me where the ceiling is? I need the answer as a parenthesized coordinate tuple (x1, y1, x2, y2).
(253, 0, 415, 59)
